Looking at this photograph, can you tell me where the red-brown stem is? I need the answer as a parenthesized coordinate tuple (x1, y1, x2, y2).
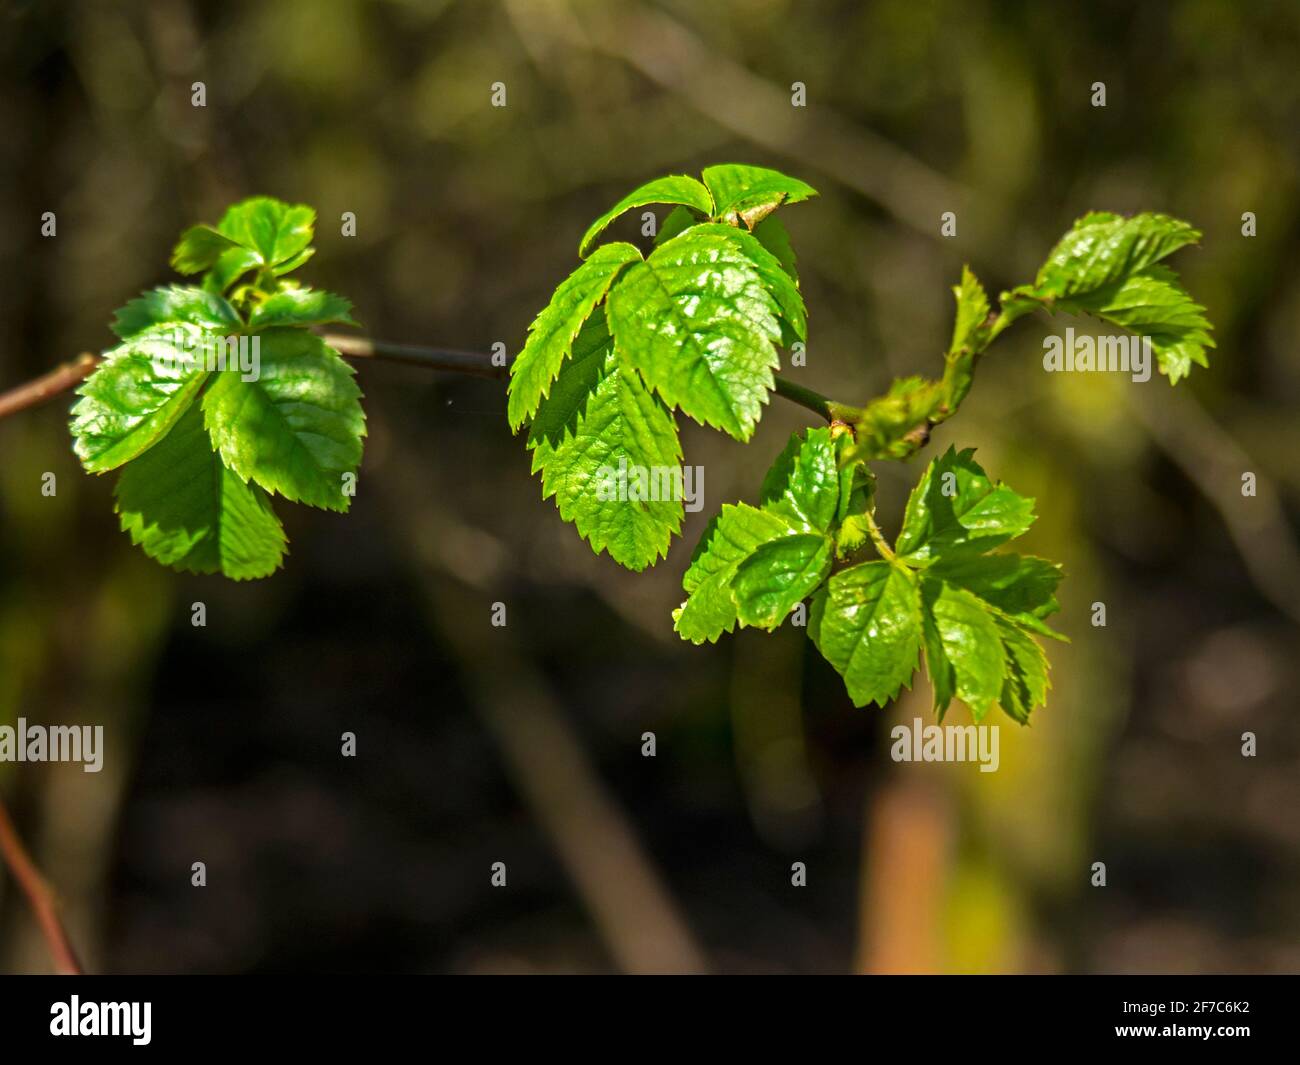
(0, 797, 83, 974)
(0, 353, 101, 420)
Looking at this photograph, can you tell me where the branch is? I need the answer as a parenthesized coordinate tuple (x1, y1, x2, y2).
(772, 376, 856, 424)
(0, 334, 832, 422)
(0, 354, 101, 420)
(0, 797, 83, 974)
(319, 333, 507, 380)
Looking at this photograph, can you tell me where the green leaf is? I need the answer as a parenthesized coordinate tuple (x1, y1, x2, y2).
(999, 212, 1213, 383)
(759, 426, 840, 533)
(114, 404, 287, 580)
(578, 175, 713, 258)
(1057, 264, 1215, 384)
(997, 617, 1050, 724)
(885, 453, 1064, 722)
(507, 242, 643, 431)
(201, 331, 365, 512)
(895, 446, 1036, 563)
(808, 561, 922, 708)
(71, 324, 212, 473)
(247, 285, 358, 329)
(922, 579, 1006, 722)
(753, 216, 798, 280)
(171, 225, 244, 275)
(927, 551, 1064, 638)
(655, 205, 699, 246)
(175, 198, 317, 293)
(1033, 212, 1201, 297)
(701, 164, 818, 227)
(606, 227, 783, 440)
(921, 604, 956, 715)
(216, 197, 316, 271)
(527, 315, 684, 571)
(733, 534, 832, 629)
(688, 222, 808, 343)
(202, 246, 264, 295)
(111, 286, 241, 340)
(674, 503, 802, 643)
(949, 266, 990, 356)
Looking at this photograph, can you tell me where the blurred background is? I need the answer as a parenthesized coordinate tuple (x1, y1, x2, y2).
(0, 0, 1297, 974)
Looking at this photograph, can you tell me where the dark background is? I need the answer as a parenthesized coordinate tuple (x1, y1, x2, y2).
(0, 0, 1297, 973)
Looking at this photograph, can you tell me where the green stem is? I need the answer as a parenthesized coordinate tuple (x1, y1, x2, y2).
(864, 509, 895, 561)
(772, 375, 857, 424)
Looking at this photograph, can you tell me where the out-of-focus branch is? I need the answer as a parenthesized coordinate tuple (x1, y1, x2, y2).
(374, 411, 710, 974)
(537, 0, 968, 237)
(0, 797, 83, 975)
(1128, 384, 1300, 627)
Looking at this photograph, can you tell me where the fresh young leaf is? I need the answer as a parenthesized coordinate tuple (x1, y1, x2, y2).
(996, 617, 1050, 725)
(808, 561, 922, 708)
(606, 227, 783, 440)
(71, 324, 212, 473)
(507, 242, 643, 431)
(895, 446, 1036, 563)
(216, 197, 316, 272)
(269, 247, 316, 277)
(759, 425, 840, 533)
(527, 315, 683, 571)
(114, 403, 287, 580)
(578, 175, 713, 258)
(247, 285, 358, 329)
(884, 450, 1064, 722)
(171, 225, 244, 275)
(927, 551, 1064, 638)
(673, 502, 804, 643)
(175, 198, 317, 293)
(654, 205, 699, 246)
(949, 266, 991, 356)
(840, 375, 946, 463)
(732, 533, 832, 629)
(701, 164, 818, 227)
(201, 331, 364, 512)
(688, 222, 808, 343)
(1056, 264, 1215, 384)
(675, 427, 845, 638)
(111, 286, 241, 340)
(753, 216, 798, 281)
(202, 246, 264, 295)
(1033, 212, 1201, 297)
(921, 579, 1007, 722)
(999, 212, 1213, 383)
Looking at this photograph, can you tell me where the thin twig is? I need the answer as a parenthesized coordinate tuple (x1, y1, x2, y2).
(319, 333, 508, 380)
(0, 797, 83, 974)
(0, 354, 101, 420)
(0, 335, 827, 421)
